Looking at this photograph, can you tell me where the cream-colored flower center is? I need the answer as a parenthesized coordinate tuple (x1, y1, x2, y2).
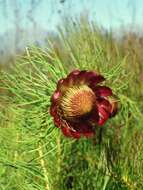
(60, 85, 95, 119)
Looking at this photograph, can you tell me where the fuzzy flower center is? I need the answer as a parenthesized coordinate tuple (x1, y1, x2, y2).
(60, 85, 95, 119)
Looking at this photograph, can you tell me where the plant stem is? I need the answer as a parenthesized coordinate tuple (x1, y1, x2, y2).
(38, 142, 50, 190)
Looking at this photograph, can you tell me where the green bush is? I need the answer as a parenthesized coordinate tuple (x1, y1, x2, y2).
(0, 19, 143, 190)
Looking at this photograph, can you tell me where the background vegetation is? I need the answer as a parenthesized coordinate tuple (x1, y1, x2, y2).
(0, 19, 143, 190)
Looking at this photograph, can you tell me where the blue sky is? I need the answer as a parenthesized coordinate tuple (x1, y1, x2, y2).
(1, 0, 143, 34)
(0, 0, 143, 58)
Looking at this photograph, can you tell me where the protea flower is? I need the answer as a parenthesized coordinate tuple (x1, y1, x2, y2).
(50, 70, 118, 139)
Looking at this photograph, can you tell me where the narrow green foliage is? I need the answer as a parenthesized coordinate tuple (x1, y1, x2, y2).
(0, 19, 143, 190)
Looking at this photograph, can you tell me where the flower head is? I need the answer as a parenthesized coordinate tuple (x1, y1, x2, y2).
(50, 70, 118, 139)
